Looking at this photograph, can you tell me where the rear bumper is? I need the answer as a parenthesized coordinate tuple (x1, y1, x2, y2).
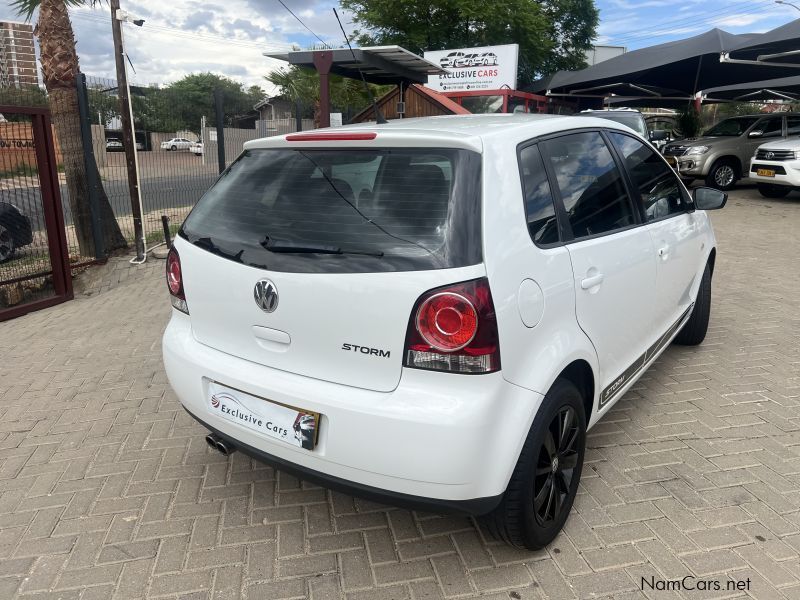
(185, 408, 502, 515)
(163, 311, 543, 513)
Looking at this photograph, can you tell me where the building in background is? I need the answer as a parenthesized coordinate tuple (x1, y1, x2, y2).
(584, 45, 627, 66)
(0, 21, 38, 88)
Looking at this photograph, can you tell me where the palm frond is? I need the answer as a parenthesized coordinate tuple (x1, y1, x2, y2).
(11, 0, 106, 21)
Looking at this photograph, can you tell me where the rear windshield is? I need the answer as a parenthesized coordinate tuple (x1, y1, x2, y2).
(180, 147, 482, 273)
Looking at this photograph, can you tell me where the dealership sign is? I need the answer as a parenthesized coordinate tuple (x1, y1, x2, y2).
(424, 44, 519, 92)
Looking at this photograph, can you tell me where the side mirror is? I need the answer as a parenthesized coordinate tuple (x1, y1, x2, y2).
(748, 130, 763, 138)
(693, 186, 727, 210)
(650, 129, 668, 141)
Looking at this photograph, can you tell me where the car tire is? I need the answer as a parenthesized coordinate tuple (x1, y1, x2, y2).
(757, 183, 791, 198)
(705, 159, 738, 191)
(0, 223, 16, 263)
(673, 263, 712, 346)
(482, 378, 586, 550)
(171, 145, 177, 151)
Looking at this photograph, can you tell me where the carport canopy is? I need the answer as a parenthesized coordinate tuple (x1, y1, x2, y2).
(264, 46, 446, 128)
(264, 46, 446, 86)
(529, 27, 800, 105)
(704, 75, 800, 101)
(724, 18, 800, 67)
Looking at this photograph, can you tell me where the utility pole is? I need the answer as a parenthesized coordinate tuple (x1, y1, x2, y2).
(110, 0, 145, 262)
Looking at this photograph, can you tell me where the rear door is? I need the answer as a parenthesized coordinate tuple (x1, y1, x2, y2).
(178, 145, 483, 393)
(540, 131, 658, 410)
(608, 131, 703, 334)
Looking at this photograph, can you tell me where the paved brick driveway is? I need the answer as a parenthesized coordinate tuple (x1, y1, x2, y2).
(1, 187, 799, 600)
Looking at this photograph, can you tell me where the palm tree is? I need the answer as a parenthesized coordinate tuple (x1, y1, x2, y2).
(12, 0, 127, 257)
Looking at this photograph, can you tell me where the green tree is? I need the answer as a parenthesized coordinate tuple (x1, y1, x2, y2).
(339, 0, 598, 84)
(11, 0, 127, 257)
(266, 65, 390, 124)
(160, 73, 265, 134)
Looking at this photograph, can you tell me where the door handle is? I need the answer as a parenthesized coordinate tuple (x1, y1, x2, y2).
(658, 244, 670, 259)
(581, 273, 604, 290)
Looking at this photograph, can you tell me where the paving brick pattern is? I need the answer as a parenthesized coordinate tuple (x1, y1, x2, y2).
(1, 187, 799, 599)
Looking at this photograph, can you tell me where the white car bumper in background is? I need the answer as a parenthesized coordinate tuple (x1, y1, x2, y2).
(162, 311, 541, 513)
(749, 158, 800, 186)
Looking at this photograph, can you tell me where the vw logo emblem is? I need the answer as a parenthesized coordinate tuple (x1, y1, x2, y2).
(254, 279, 279, 313)
(766, 152, 775, 159)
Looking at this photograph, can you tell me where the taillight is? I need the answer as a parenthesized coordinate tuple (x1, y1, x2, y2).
(166, 248, 189, 314)
(404, 278, 500, 374)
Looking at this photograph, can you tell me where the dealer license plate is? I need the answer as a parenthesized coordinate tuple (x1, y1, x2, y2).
(208, 381, 319, 450)
(757, 168, 775, 177)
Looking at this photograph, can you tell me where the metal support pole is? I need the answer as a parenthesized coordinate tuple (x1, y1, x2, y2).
(214, 88, 226, 174)
(161, 215, 172, 248)
(75, 72, 105, 259)
(110, 0, 145, 261)
(295, 99, 302, 132)
(313, 51, 333, 129)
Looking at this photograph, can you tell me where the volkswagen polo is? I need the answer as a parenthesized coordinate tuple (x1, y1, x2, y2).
(163, 114, 726, 549)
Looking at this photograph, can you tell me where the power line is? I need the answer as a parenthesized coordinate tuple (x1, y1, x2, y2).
(71, 9, 334, 53)
(274, 0, 330, 48)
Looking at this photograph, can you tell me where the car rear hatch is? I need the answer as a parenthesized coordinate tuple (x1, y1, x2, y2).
(178, 132, 483, 393)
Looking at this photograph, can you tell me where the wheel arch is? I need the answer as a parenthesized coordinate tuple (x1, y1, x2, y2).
(712, 155, 742, 177)
(555, 359, 595, 425)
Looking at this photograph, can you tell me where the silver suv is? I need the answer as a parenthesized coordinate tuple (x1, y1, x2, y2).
(663, 113, 800, 190)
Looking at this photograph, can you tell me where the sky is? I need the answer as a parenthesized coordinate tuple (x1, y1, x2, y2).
(0, 0, 798, 94)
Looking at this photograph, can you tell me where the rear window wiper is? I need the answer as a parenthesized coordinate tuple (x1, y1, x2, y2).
(261, 236, 384, 257)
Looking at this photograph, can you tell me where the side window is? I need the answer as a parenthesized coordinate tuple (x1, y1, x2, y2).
(787, 117, 800, 136)
(757, 117, 783, 138)
(608, 132, 689, 222)
(518, 144, 559, 245)
(540, 132, 636, 239)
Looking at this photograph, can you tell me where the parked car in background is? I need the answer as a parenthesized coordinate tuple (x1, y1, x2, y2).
(190, 142, 204, 156)
(749, 139, 800, 197)
(577, 109, 668, 148)
(161, 138, 193, 151)
(0, 202, 33, 262)
(163, 114, 726, 550)
(107, 139, 145, 152)
(663, 113, 800, 190)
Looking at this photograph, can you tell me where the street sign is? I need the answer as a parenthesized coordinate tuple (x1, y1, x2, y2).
(424, 44, 519, 92)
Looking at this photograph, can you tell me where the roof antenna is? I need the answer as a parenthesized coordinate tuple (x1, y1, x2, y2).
(333, 7, 387, 125)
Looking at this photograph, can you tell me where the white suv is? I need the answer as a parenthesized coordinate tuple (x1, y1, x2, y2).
(162, 115, 726, 549)
(749, 139, 800, 198)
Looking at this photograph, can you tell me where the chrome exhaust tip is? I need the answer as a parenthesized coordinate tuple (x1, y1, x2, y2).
(216, 439, 235, 456)
(205, 433, 236, 456)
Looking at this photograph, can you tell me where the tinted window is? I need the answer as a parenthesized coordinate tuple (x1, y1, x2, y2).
(756, 117, 783, 138)
(609, 132, 689, 222)
(788, 117, 800, 136)
(518, 144, 559, 245)
(580, 112, 648, 137)
(541, 132, 636, 239)
(181, 148, 482, 273)
(704, 117, 759, 137)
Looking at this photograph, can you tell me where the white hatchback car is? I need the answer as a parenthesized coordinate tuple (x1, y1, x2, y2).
(163, 115, 727, 549)
(749, 139, 800, 198)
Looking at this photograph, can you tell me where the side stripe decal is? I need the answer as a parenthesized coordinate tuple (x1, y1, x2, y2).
(599, 303, 695, 409)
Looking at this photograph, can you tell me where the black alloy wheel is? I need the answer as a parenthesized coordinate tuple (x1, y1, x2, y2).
(533, 406, 580, 526)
